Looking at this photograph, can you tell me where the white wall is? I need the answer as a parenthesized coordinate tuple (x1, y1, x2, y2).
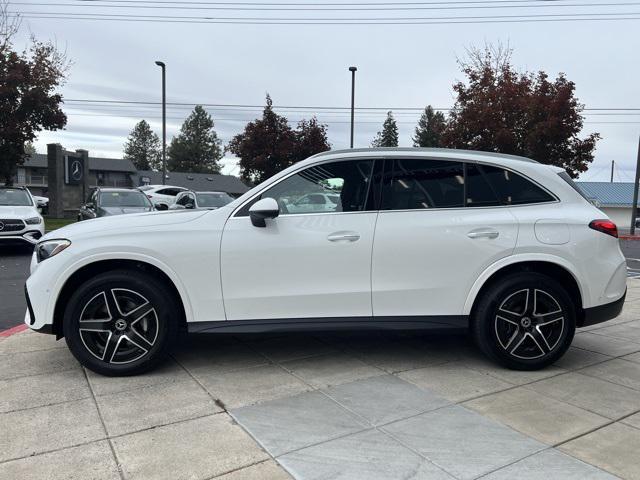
(599, 207, 634, 230)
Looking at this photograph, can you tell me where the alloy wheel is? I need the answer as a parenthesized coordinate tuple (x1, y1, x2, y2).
(78, 288, 159, 364)
(494, 288, 565, 360)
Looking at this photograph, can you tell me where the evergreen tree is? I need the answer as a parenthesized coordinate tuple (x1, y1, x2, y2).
(371, 111, 399, 147)
(413, 106, 446, 147)
(168, 105, 223, 173)
(123, 120, 162, 171)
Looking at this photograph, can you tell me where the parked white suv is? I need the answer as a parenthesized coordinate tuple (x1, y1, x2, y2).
(25, 149, 626, 376)
(138, 185, 187, 208)
(0, 186, 45, 246)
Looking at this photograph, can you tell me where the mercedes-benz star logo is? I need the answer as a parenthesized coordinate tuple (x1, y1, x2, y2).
(71, 160, 83, 180)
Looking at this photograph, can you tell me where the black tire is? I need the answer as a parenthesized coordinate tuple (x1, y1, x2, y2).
(63, 269, 179, 376)
(472, 272, 576, 370)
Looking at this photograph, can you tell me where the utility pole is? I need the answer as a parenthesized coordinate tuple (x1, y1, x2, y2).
(611, 160, 614, 183)
(155, 61, 166, 185)
(630, 137, 640, 235)
(349, 66, 357, 148)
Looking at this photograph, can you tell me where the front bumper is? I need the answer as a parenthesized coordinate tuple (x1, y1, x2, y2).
(581, 288, 626, 327)
(0, 230, 43, 245)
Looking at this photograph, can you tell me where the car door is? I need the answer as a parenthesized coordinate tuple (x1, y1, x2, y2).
(221, 158, 379, 321)
(371, 158, 519, 319)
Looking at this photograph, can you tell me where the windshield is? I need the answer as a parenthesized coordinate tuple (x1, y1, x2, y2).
(99, 191, 151, 208)
(196, 192, 233, 208)
(0, 189, 33, 206)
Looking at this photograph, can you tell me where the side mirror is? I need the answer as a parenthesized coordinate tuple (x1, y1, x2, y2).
(249, 197, 279, 227)
(85, 202, 94, 210)
(185, 202, 195, 209)
(155, 203, 169, 211)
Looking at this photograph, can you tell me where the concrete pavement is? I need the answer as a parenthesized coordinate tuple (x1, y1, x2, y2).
(2, 283, 640, 478)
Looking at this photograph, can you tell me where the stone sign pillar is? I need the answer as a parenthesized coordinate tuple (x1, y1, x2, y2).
(47, 144, 91, 219)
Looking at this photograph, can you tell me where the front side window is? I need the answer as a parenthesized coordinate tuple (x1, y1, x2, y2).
(382, 159, 464, 210)
(0, 188, 32, 206)
(238, 159, 374, 216)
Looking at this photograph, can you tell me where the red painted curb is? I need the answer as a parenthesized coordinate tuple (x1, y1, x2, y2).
(0, 324, 28, 338)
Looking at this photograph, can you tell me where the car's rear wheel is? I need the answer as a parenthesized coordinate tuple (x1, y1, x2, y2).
(472, 272, 575, 370)
(63, 270, 179, 376)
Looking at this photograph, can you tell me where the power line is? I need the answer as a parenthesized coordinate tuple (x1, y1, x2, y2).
(13, 0, 583, 5)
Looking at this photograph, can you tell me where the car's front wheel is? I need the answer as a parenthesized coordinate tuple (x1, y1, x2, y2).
(63, 270, 179, 376)
(472, 272, 576, 370)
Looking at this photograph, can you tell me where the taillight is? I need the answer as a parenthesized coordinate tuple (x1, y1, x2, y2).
(589, 219, 618, 238)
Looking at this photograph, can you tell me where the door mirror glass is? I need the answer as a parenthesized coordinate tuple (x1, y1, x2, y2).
(249, 197, 279, 227)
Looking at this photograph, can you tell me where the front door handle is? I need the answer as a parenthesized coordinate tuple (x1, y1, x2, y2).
(467, 229, 499, 239)
(327, 232, 360, 242)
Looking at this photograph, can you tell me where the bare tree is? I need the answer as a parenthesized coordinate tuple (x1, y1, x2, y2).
(0, 0, 20, 50)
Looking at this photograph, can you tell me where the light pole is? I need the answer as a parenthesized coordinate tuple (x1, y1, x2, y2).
(349, 66, 357, 148)
(155, 61, 166, 185)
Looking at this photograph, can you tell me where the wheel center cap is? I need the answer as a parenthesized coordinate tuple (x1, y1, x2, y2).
(521, 317, 532, 328)
(114, 319, 127, 331)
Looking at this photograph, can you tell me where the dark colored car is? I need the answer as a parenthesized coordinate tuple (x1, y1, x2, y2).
(78, 188, 155, 221)
(170, 190, 234, 210)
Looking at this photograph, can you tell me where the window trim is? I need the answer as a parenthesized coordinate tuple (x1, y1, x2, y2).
(230, 156, 381, 219)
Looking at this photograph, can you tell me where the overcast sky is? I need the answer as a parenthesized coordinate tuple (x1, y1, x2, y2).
(10, 0, 640, 180)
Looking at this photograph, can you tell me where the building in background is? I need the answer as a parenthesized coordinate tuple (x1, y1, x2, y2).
(134, 170, 249, 198)
(577, 182, 635, 230)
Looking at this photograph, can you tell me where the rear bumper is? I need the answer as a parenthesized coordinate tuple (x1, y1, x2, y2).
(581, 288, 626, 327)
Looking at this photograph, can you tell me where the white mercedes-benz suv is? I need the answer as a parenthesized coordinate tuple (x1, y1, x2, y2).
(25, 148, 627, 376)
(0, 186, 45, 246)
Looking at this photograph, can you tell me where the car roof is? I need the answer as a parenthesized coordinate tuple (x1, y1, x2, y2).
(191, 191, 227, 194)
(0, 186, 27, 190)
(97, 188, 144, 192)
(310, 147, 538, 163)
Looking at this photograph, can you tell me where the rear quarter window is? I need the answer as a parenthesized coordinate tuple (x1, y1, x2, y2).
(479, 164, 555, 205)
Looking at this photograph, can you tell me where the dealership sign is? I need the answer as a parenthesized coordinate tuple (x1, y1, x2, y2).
(64, 155, 84, 185)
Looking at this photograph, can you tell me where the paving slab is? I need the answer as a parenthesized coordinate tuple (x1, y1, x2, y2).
(0, 368, 90, 414)
(382, 405, 545, 480)
(345, 340, 449, 373)
(279, 429, 455, 480)
(0, 440, 120, 480)
(0, 330, 65, 355)
(0, 347, 80, 381)
(571, 332, 640, 357)
(86, 358, 191, 396)
(560, 422, 640, 480)
(525, 372, 640, 419)
(621, 411, 640, 429)
(482, 448, 618, 479)
(591, 323, 640, 343)
(580, 358, 640, 391)
(112, 414, 268, 480)
(195, 364, 313, 409)
(399, 361, 512, 402)
(323, 374, 449, 426)
(96, 379, 221, 436)
(173, 340, 268, 376)
(214, 460, 293, 480)
(464, 387, 609, 445)
(554, 347, 612, 370)
(230, 391, 368, 456)
(245, 334, 337, 363)
(461, 354, 567, 385)
(0, 398, 105, 463)
(623, 351, 640, 364)
(280, 353, 383, 389)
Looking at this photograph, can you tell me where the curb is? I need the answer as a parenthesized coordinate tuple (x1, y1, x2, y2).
(620, 236, 640, 241)
(0, 324, 28, 338)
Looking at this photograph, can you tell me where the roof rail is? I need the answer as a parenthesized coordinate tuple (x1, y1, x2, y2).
(309, 147, 538, 163)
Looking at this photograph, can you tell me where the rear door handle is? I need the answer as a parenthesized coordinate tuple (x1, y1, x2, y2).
(327, 232, 360, 242)
(467, 229, 499, 239)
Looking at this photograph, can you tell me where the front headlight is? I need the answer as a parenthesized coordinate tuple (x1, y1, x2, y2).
(25, 216, 42, 225)
(36, 239, 71, 262)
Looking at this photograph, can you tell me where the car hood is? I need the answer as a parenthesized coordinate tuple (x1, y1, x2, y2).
(0, 206, 39, 219)
(42, 209, 210, 241)
(100, 206, 153, 216)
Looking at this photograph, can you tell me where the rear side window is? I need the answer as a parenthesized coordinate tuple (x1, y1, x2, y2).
(479, 164, 554, 205)
(382, 159, 464, 210)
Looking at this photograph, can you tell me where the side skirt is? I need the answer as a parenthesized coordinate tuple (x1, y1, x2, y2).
(187, 316, 469, 334)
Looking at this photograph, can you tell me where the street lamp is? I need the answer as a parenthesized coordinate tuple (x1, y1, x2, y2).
(349, 66, 357, 148)
(155, 61, 166, 185)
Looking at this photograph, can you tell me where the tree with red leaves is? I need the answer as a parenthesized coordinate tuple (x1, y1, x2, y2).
(443, 44, 599, 177)
(0, 3, 69, 185)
